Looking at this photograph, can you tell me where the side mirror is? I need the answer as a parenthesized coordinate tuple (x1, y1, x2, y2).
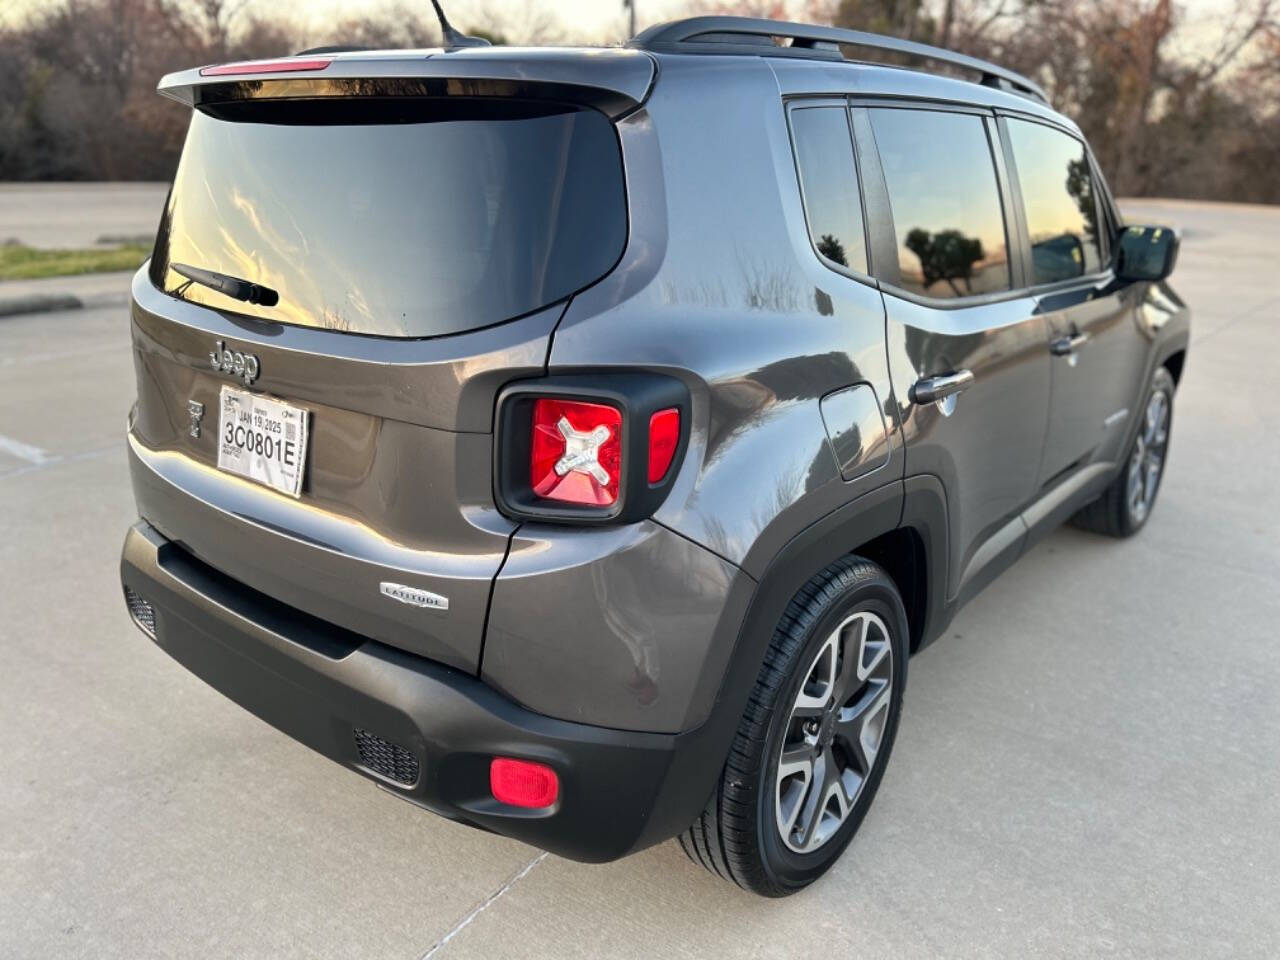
(1115, 224, 1180, 283)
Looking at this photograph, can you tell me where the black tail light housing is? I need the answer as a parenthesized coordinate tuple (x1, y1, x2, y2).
(494, 373, 690, 524)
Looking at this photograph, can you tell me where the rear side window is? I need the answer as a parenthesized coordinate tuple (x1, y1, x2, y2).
(790, 106, 868, 274)
(151, 99, 626, 338)
(1006, 119, 1103, 284)
(869, 108, 1010, 299)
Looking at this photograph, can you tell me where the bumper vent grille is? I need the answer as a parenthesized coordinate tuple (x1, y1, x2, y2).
(354, 728, 420, 786)
(124, 587, 156, 638)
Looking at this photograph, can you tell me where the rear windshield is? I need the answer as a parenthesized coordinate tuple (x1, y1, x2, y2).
(151, 99, 627, 338)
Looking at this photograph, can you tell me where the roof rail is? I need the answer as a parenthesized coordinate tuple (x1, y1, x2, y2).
(630, 16, 1049, 105)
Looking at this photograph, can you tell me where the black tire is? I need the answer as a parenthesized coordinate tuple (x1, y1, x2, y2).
(1072, 366, 1175, 538)
(679, 555, 909, 896)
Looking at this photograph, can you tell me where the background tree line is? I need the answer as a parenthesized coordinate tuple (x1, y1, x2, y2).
(817, 0, 1280, 202)
(1, 0, 1277, 201)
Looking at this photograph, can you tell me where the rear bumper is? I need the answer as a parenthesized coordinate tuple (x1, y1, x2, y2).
(119, 521, 719, 862)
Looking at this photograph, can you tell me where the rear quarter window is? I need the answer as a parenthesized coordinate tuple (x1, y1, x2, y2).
(869, 108, 1011, 299)
(151, 99, 626, 339)
(789, 105, 869, 275)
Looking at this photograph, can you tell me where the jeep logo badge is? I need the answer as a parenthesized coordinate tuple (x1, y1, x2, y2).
(380, 582, 449, 612)
(210, 339, 260, 385)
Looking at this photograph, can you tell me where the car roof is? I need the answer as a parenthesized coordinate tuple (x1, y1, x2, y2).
(758, 56, 1081, 134)
(166, 25, 1079, 137)
(630, 16, 1078, 134)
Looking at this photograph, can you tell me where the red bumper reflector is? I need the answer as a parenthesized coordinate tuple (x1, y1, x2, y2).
(647, 407, 680, 483)
(530, 398, 622, 506)
(490, 757, 559, 809)
(200, 58, 333, 77)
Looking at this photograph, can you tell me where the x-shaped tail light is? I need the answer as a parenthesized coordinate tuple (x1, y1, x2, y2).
(499, 379, 685, 521)
(553, 417, 613, 485)
(531, 399, 623, 506)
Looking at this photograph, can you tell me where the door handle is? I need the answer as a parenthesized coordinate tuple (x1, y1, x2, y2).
(1050, 332, 1090, 356)
(909, 369, 975, 405)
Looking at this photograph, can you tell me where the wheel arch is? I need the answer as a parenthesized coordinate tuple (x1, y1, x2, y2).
(717, 482, 906, 716)
(854, 527, 928, 653)
(637, 477, 954, 852)
(733, 473, 951, 675)
(639, 483, 901, 844)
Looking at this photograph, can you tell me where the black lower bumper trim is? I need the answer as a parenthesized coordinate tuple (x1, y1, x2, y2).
(119, 521, 715, 862)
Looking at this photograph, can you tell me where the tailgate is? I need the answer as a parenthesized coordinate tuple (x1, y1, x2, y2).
(128, 275, 561, 672)
(125, 53, 647, 671)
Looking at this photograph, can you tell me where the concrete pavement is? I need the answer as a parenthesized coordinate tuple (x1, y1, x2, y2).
(0, 270, 134, 318)
(0, 182, 168, 249)
(1, 200, 1278, 958)
(0, 180, 156, 316)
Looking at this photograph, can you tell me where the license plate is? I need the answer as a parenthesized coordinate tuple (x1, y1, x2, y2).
(216, 386, 309, 498)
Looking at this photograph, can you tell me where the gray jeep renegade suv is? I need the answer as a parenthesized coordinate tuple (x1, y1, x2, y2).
(120, 16, 1189, 896)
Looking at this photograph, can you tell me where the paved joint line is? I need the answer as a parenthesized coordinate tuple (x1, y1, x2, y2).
(0, 433, 55, 465)
(417, 852, 547, 960)
(0, 444, 117, 480)
(0, 344, 118, 367)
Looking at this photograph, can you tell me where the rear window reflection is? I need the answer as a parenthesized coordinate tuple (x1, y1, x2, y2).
(1007, 119, 1103, 285)
(869, 108, 1011, 299)
(152, 100, 627, 338)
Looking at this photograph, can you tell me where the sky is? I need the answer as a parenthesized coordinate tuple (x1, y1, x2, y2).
(278, 0, 737, 42)
(288, 1, 732, 37)
(0, 0, 1254, 54)
(0, 0, 690, 36)
(306, 0, 1258, 62)
(266, 0, 1249, 42)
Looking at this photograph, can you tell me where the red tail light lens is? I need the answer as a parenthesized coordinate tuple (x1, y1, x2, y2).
(199, 58, 333, 77)
(530, 398, 622, 506)
(490, 757, 559, 809)
(495, 376, 687, 523)
(647, 407, 681, 484)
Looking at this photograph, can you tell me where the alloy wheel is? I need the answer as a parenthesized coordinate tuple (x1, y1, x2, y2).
(775, 611, 894, 854)
(1128, 387, 1171, 525)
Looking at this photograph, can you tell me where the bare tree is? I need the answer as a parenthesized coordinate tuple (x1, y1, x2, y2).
(1, 0, 1279, 202)
(313, 2, 440, 50)
(465, 0, 573, 44)
(685, 0, 792, 17)
(192, 0, 256, 57)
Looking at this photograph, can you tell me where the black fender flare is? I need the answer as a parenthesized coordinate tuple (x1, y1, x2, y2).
(1155, 329, 1190, 385)
(636, 479, 921, 849)
(900, 473, 953, 651)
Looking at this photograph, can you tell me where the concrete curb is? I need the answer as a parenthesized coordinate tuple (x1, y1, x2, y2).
(0, 289, 130, 319)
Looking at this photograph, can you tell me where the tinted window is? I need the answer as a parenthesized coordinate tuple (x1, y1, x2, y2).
(152, 99, 626, 338)
(1007, 119, 1103, 284)
(869, 109, 1010, 299)
(790, 106, 868, 274)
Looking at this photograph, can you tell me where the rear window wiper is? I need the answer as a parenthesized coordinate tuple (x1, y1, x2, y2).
(172, 262, 279, 307)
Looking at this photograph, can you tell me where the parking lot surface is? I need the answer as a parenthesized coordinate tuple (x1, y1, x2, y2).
(1, 199, 1277, 958)
(0, 182, 168, 248)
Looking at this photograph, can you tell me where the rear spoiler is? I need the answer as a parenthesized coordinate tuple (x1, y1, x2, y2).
(157, 47, 657, 120)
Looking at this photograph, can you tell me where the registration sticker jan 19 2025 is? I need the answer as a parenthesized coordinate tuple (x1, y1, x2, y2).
(216, 385, 309, 498)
